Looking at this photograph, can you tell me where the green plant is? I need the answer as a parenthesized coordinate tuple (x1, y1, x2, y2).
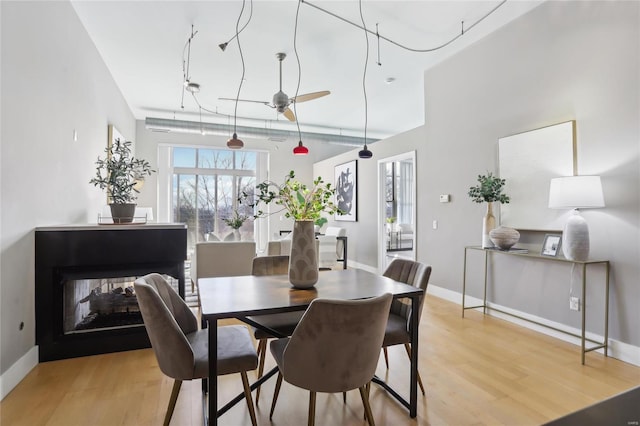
(467, 172, 510, 204)
(386, 216, 396, 224)
(224, 210, 249, 230)
(89, 138, 155, 204)
(240, 170, 342, 221)
(314, 217, 328, 228)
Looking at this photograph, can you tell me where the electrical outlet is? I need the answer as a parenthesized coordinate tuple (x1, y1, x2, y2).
(570, 297, 580, 311)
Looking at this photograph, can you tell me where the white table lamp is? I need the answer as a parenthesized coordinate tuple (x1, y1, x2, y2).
(548, 176, 605, 261)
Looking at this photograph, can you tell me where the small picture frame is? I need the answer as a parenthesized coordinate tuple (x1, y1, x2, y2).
(541, 234, 562, 257)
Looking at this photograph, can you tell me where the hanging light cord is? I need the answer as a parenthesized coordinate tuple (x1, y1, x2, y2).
(220, 0, 254, 48)
(181, 25, 198, 109)
(301, 0, 507, 53)
(293, 0, 303, 141)
(233, 0, 248, 134)
(359, 0, 369, 148)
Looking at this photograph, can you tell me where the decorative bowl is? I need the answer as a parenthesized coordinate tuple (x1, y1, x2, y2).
(489, 226, 520, 250)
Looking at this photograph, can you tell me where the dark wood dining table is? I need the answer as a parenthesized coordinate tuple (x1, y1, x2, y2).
(199, 268, 423, 425)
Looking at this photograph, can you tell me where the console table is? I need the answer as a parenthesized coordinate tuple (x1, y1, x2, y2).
(461, 246, 609, 365)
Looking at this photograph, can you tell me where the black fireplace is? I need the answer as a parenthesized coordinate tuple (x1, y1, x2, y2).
(35, 224, 187, 362)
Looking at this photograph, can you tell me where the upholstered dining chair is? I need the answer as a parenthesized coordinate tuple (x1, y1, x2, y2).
(269, 293, 393, 426)
(382, 258, 432, 395)
(248, 255, 304, 402)
(134, 273, 258, 426)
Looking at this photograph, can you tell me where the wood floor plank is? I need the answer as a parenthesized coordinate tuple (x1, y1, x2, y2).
(2, 294, 639, 425)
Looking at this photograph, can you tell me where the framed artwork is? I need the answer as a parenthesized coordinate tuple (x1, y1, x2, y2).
(541, 234, 562, 257)
(335, 160, 357, 221)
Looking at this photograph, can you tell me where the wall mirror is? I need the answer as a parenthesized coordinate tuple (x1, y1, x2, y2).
(498, 120, 576, 230)
(377, 151, 416, 271)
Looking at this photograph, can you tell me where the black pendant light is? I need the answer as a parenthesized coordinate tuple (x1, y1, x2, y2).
(357, 0, 372, 159)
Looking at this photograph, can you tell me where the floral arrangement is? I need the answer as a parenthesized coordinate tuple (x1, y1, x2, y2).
(467, 172, 510, 204)
(240, 170, 342, 221)
(223, 210, 249, 230)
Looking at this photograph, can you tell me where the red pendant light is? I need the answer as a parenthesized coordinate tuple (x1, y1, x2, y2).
(227, 132, 244, 149)
(293, 140, 308, 155)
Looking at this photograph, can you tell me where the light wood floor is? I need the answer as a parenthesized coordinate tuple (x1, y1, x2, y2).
(2, 295, 639, 425)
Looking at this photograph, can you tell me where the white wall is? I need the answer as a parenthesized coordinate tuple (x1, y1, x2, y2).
(0, 1, 136, 383)
(316, 1, 640, 350)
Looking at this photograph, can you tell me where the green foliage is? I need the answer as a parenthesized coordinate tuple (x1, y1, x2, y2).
(314, 217, 328, 227)
(467, 172, 510, 204)
(386, 216, 396, 224)
(89, 139, 155, 204)
(223, 210, 249, 229)
(240, 170, 343, 221)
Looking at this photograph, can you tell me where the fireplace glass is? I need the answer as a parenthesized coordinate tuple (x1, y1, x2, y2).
(63, 274, 178, 334)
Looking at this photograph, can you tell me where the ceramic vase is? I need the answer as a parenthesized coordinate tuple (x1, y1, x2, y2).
(482, 202, 496, 248)
(109, 203, 136, 224)
(289, 220, 319, 288)
(489, 226, 520, 250)
(233, 229, 241, 241)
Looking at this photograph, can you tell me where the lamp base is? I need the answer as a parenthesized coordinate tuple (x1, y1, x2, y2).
(562, 209, 590, 261)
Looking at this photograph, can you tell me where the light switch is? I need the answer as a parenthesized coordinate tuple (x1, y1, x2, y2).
(432, 220, 438, 230)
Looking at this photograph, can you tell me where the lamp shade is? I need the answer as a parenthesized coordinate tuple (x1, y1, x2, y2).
(548, 176, 605, 209)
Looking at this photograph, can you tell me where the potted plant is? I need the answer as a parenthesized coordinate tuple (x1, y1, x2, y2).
(467, 172, 510, 248)
(90, 138, 155, 223)
(385, 216, 396, 232)
(240, 170, 342, 288)
(223, 210, 249, 241)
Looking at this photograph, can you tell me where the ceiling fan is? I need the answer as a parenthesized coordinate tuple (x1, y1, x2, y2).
(220, 52, 330, 122)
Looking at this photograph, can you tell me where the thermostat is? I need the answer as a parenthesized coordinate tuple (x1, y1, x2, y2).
(439, 194, 451, 203)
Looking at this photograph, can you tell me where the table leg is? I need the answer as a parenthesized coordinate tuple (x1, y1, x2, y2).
(207, 320, 218, 426)
(604, 262, 610, 357)
(581, 263, 587, 365)
(409, 294, 419, 418)
(462, 247, 468, 317)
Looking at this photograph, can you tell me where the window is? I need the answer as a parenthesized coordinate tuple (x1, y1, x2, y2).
(170, 147, 259, 250)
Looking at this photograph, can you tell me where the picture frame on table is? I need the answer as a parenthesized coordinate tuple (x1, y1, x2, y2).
(541, 234, 562, 257)
(335, 160, 357, 221)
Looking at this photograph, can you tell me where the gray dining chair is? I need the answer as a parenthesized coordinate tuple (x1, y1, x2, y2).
(269, 293, 393, 426)
(134, 273, 258, 426)
(382, 258, 432, 395)
(248, 255, 304, 402)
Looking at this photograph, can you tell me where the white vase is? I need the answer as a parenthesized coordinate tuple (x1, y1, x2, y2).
(289, 220, 319, 288)
(562, 210, 589, 261)
(482, 203, 496, 248)
(233, 229, 241, 241)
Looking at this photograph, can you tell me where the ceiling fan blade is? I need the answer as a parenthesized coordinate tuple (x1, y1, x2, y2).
(218, 97, 271, 106)
(291, 90, 331, 103)
(283, 107, 296, 122)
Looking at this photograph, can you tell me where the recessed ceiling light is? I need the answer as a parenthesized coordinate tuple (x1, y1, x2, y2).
(385, 77, 396, 85)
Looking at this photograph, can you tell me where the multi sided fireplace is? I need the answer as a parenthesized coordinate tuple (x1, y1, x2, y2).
(35, 224, 187, 362)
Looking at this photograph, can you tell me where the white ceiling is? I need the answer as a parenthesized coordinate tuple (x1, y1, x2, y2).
(71, 0, 542, 140)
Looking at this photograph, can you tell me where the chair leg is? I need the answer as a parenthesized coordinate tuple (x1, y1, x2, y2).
(255, 339, 267, 403)
(308, 391, 316, 426)
(240, 372, 258, 426)
(269, 372, 284, 420)
(403, 343, 425, 395)
(163, 379, 182, 426)
(383, 347, 389, 368)
(359, 385, 375, 426)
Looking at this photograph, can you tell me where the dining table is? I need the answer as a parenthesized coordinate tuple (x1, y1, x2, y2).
(199, 268, 423, 425)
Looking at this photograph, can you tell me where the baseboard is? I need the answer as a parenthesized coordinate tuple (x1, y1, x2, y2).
(426, 284, 640, 367)
(1, 345, 38, 400)
(349, 261, 378, 274)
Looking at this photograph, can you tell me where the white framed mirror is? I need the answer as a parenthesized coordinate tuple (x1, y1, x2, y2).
(378, 151, 416, 272)
(498, 121, 576, 230)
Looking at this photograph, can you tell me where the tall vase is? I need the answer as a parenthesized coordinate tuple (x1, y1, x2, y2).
(482, 202, 496, 248)
(233, 229, 241, 241)
(289, 220, 319, 288)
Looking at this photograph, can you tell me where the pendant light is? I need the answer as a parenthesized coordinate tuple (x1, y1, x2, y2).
(227, 0, 248, 150)
(291, 0, 309, 155)
(357, 0, 372, 159)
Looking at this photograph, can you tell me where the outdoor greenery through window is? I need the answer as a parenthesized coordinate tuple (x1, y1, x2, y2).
(171, 147, 257, 249)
